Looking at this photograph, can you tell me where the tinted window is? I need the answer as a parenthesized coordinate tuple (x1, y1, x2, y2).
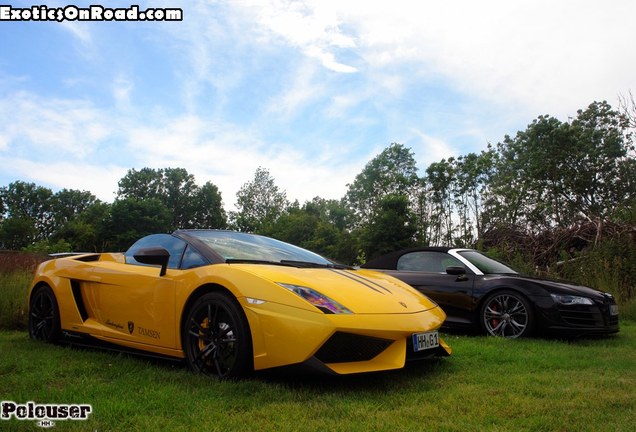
(125, 234, 187, 269)
(185, 230, 331, 265)
(458, 250, 517, 274)
(397, 251, 462, 272)
(181, 245, 209, 269)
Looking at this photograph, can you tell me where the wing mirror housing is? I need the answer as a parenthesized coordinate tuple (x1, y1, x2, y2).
(134, 247, 170, 276)
(445, 266, 467, 276)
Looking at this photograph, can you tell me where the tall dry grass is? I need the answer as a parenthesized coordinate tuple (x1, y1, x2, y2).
(0, 251, 46, 330)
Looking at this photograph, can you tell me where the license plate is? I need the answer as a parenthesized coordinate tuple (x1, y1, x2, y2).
(412, 331, 439, 352)
(610, 305, 619, 316)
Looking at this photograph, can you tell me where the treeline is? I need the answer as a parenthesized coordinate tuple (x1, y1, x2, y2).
(1, 101, 635, 299)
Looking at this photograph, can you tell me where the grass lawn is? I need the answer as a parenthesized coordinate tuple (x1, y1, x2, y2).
(1, 323, 635, 431)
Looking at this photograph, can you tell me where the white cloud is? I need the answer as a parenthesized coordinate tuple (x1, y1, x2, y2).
(0, 92, 112, 159)
(124, 113, 360, 208)
(410, 130, 460, 170)
(232, 0, 635, 117)
(112, 74, 133, 110)
(0, 156, 124, 201)
(234, 0, 358, 73)
(264, 60, 325, 118)
(59, 21, 92, 46)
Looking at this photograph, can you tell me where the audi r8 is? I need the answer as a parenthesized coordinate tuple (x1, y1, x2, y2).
(361, 247, 619, 338)
(28, 230, 451, 377)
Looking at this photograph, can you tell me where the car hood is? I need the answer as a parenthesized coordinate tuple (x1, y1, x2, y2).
(487, 274, 609, 299)
(234, 264, 440, 314)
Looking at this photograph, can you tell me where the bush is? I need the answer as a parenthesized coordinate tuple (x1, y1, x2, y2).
(554, 237, 636, 303)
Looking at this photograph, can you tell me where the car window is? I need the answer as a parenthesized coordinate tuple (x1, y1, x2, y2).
(180, 245, 209, 269)
(457, 250, 517, 274)
(125, 234, 187, 269)
(397, 251, 462, 272)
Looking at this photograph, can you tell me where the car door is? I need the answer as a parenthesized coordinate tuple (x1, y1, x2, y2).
(85, 234, 187, 349)
(87, 265, 177, 349)
(389, 251, 476, 326)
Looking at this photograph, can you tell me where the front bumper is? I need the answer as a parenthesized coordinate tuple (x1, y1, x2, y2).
(531, 295, 619, 336)
(242, 299, 451, 374)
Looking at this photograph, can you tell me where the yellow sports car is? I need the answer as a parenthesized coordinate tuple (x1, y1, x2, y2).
(29, 230, 451, 377)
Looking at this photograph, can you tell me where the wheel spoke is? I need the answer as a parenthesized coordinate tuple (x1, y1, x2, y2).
(483, 293, 530, 338)
(509, 319, 526, 332)
(498, 320, 510, 336)
(184, 294, 249, 378)
(207, 304, 218, 331)
(491, 319, 504, 334)
(485, 308, 502, 319)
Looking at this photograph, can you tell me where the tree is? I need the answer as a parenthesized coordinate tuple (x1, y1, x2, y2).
(423, 158, 455, 245)
(484, 102, 635, 243)
(361, 194, 417, 261)
(567, 102, 635, 232)
(190, 182, 227, 229)
(0, 181, 54, 242)
(117, 167, 226, 229)
(618, 90, 636, 131)
(0, 217, 37, 250)
(230, 167, 288, 233)
(50, 189, 100, 235)
(52, 201, 111, 251)
(117, 167, 164, 200)
(263, 198, 357, 264)
(344, 143, 419, 228)
(104, 198, 173, 250)
(452, 150, 496, 245)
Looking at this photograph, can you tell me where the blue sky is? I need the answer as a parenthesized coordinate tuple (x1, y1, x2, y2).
(1, 0, 635, 210)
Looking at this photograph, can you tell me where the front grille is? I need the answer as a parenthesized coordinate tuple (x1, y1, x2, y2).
(558, 296, 618, 328)
(314, 332, 393, 363)
(558, 306, 604, 327)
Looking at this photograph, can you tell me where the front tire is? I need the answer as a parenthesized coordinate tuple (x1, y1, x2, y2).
(480, 290, 533, 338)
(29, 285, 61, 342)
(183, 292, 252, 378)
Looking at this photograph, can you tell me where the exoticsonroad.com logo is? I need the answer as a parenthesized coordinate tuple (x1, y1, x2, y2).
(1, 401, 92, 428)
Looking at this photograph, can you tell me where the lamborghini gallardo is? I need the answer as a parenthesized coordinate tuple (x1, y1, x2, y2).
(28, 230, 451, 377)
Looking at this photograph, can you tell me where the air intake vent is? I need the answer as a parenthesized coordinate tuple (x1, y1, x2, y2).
(314, 332, 392, 363)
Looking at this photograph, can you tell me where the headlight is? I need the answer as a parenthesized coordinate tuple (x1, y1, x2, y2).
(551, 293, 594, 305)
(278, 283, 352, 314)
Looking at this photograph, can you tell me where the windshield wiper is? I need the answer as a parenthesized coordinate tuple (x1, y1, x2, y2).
(280, 260, 352, 269)
(225, 259, 296, 267)
(225, 258, 351, 269)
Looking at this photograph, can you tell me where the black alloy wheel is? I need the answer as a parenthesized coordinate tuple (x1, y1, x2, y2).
(29, 285, 61, 342)
(183, 292, 252, 378)
(480, 290, 534, 338)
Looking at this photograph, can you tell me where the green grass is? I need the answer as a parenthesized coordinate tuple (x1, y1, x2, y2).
(2, 253, 635, 430)
(1, 324, 635, 431)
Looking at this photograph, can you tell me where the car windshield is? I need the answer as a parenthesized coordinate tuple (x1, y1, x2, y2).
(457, 250, 518, 274)
(186, 230, 333, 266)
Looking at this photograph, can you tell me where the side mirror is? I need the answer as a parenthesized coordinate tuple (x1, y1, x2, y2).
(134, 247, 170, 276)
(445, 266, 466, 276)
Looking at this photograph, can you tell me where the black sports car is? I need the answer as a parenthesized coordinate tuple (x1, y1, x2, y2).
(361, 247, 619, 338)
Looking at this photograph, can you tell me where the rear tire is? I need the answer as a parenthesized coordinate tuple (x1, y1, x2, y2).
(29, 285, 61, 342)
(480, 290, 533, 338)
(183, 292, 252, 378)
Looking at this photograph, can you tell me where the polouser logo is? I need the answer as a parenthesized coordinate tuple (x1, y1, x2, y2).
(1, 401, 92, 428)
